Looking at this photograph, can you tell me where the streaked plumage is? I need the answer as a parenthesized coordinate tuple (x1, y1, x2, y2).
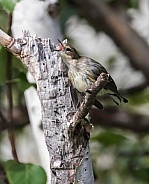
(55, 40, 128, 109)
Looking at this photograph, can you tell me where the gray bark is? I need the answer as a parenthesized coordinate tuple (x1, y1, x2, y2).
(11, 1, 63, 182)
(17, 31, 89, 183)
(0, 29, 109, 183)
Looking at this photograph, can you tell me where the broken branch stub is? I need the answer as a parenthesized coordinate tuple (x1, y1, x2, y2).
(10, 31, 89, 183)
(0, 28, 104, 183)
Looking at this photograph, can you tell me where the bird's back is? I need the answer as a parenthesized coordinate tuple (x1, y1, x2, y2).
(76, 57, 128, 104)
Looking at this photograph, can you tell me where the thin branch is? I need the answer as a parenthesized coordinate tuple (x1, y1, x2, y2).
(4, 13, 19, 162)
(120, 80, 149, 95)
(118, 150, 149, 157)
(0, 110, 8, 129)
(2, 105, 149, 133)
(70, 73, 108, 131)
(0, 29, 13, 48)
(6, 55, 19, 162)
(0, 28, 21, 57)
(90, 108, 149, 133)
(0, 106, 29, 131)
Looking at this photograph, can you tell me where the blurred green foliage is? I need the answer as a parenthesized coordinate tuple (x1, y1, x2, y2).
(0, 0, 20, 13)
(0, 3, 37, 183)
(0, 48, 7, 85)
(92, 130, 127, 146)
(60, 0, 77, 33)
(0, 2, 33, 107)
(108, 0, 140, 8)
(91, 129, 149, 184)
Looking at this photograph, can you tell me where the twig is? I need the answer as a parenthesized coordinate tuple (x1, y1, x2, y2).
(5, 13, 19, 162)
(3, 105, 149, 133)
(70, 73, 108, 131)
(0, 110, 8, 129)
(0, 29, 21, 57)
(0, 28, 13, 48)
(120, 80, 149, 95)
(90, 108, 149, 133)
(0, 106, 29, 131)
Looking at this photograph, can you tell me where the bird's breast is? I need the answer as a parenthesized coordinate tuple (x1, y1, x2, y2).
(68, 70, 93, 93)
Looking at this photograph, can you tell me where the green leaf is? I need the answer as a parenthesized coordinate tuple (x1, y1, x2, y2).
(0, 6, 9, 31)
(4, 160, 47, 184)
(12, 56, 31, 91)
(129, 89, 149, 106)
(108, 0, 139, 9)
(132, 168, 149, 182)
(0, 0, 20, 13)
(12, 57, 27, 74)
(92, 131, 127, 146)
(0, 47, 7, 85)
(60, 1, 77, 32)
(17, 72, 33, 91)
(128, 0, 139, 9)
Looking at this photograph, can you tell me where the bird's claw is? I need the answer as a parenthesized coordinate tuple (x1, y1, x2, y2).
(85, 88, 93, 94)
(100, 73, 109, 81)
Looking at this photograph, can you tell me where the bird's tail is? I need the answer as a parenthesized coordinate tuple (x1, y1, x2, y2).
(107, 93, 128, 105)
(94, 99, 104, 109)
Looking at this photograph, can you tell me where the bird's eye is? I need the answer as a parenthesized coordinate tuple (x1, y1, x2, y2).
(66, 47, 72, 52)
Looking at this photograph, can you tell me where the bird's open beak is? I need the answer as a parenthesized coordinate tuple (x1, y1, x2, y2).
(57, 39, 64, 51)
(53, 39, 64, 51)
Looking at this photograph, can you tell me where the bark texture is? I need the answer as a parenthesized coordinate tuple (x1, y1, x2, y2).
(0, 30, 90, 183)
(19, 32, 89, 183)
(2, 106, 149, 133)
(0, 28, 109, 183)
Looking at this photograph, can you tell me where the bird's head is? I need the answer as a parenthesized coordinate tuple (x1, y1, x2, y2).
(55, 39, 80, 61)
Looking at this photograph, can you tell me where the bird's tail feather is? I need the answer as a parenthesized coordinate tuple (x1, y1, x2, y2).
(107, 93, 128, 105)
(94, 99, 104, 109)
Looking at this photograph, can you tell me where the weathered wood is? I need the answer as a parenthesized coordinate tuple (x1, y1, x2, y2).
(18, 31, 89, 183)
(0, 29, 109, 183)
(0, 29, 13, 47)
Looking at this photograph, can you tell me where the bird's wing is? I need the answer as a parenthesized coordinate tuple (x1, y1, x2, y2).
(82, 57, 119, 93)
(78, 57, 128, 104)
(105, 75, 119, 93)
(83, 57, 108, 79)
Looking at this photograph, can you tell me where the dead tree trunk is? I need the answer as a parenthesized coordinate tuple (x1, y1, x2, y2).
(0, 29, 108, 183)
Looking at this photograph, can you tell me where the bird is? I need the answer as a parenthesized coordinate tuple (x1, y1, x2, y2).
(55, 39, 128, 109)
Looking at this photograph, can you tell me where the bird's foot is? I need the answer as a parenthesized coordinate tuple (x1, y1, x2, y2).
(85, 87, 93, 94)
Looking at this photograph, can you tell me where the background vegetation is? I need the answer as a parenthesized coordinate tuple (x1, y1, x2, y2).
(0, 0, 149, 183)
